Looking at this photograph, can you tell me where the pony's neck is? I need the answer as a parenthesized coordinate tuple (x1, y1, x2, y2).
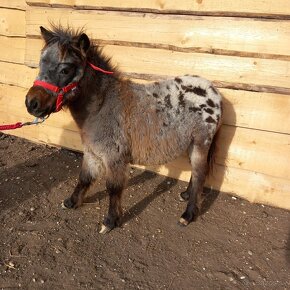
(67, 55, 118, 128)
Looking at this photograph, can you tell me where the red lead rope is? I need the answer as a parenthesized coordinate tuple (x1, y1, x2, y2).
(0, 62, 113, 131)
(0, 117, 48, 131)
(0, 122, 23, 131)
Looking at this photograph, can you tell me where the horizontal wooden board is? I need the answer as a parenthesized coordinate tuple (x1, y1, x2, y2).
(1, 111, 289, 210)
(0, 62, 37, 88)
(0, 36, 26, 64)
(26, 8, 290, 58)
(25, 39, 290, 91)
(216, 125, 290, 180)
(0, 8, 25, 37)
(1, 85, 289, 180)
(107, 45, 290, 89)
(0, 0, 27, 10)
(220, 88, 290, 135)
(26, 0, 290, 17)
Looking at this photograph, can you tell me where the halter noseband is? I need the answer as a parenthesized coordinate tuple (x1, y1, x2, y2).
(33, 62, 113, 112)
(33, 80, 78, 112)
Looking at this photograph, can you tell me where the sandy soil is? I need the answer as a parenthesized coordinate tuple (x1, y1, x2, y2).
(0, 133, 289, 289)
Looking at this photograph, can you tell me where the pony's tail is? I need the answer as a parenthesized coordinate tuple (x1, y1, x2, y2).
(207, 98, 223, 175)
(207, 128, 220, 175)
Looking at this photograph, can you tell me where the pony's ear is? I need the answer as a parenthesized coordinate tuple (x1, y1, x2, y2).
(77, 33, 90, 54)
(40, 26, 54, 43)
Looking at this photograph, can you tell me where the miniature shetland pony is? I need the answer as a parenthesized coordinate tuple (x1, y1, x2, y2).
(25, 26, 222, 233)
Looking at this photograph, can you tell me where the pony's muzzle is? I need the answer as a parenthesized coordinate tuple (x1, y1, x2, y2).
(25, 86, 55, 117)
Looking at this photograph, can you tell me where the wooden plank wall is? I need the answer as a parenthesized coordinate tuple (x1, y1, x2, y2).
(1, 1, 290, 209)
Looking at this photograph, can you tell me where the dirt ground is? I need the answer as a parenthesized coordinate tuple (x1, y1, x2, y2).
(0, 133, 289, 290)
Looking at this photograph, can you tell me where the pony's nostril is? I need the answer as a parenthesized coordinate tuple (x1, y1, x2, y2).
(30, 99, 40, 111)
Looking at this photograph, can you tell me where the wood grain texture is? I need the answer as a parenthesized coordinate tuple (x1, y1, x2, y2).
(107, 45, 290, 89)
(26, 0, 290, 18)
(0, 36, 26, 64)
(219, 89, 290, 134)
(0, 62, 37, 88)
(26, 8, 290, 58)
(0, 8, 25, 36)
(216, 125, 290, 180)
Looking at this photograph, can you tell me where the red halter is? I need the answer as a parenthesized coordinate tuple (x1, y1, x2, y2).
(33, 62, 113, 112)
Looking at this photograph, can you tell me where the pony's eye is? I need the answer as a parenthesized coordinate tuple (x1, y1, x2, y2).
(60, 68, 69, 75)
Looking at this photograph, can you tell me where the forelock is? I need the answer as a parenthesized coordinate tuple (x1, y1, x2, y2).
(42, 24, 85, 60)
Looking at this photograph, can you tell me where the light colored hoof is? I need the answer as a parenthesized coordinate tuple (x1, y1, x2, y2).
(61, 201, 68, 209)
(99, 224, 111, 234)
(179, 195, 187, 202)
(178, 217, 189, 227)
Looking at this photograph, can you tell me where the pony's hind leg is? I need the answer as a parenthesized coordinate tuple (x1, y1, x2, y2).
(179, 144, 209, 226)
(62, 153, 103, 209)
(99, 163, 127, 234)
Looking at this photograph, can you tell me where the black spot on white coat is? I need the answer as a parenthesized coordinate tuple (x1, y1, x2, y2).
(206, 99, 215, 108)
(206, 116, 216, 124)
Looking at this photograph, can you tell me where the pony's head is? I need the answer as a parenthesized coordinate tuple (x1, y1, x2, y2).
(25, 26, 90, 117)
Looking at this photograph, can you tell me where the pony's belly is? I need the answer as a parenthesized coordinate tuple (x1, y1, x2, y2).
(130, 132, 192, 166)
(131, 152, 180, 166)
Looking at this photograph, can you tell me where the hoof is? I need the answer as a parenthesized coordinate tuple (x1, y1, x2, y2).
(61, 198, 76, 209)
(99, 224, 112, 234)
(61, 201, 68, 209)
(179, 191, 189, 202)
(178, 217, 189, 227)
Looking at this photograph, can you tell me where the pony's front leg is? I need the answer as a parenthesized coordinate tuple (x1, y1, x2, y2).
(62, 153, 102, 209)
(99, 163, 127, 234)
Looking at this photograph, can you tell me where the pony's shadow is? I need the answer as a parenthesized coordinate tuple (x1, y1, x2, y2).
(0, 136, 82, 213)
(84, 170, 178, 224)
(122, 174, 178, 223)
(83, 164, 218, 224)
